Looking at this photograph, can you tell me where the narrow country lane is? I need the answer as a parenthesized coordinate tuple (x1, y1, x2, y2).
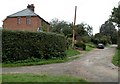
(2, 45, 118, 82)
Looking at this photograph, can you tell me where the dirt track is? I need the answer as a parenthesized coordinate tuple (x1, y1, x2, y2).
(2, 45, 118, 82)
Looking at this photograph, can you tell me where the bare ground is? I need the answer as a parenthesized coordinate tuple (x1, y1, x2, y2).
(2, 45, 118, 82)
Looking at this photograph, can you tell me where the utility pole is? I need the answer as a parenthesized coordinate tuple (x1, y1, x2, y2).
(72, 6, 77, 48)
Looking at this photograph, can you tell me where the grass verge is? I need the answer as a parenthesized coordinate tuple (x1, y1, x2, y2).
(112, 49, 120, 67)
(2, 73, 88, 83)
(66, 48, 80, 57)
(2, 57, 80, 67)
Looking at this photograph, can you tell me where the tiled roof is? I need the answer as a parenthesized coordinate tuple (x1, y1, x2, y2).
(8, 8, 37, 17)
(5, 8, 50, 25)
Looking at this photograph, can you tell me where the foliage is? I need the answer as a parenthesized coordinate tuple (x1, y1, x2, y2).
(2, 58, 66, 67)
(112, 49, 120, 67)
(75, 41, 86, 50)
(91, 33, 110, 45)
(50, 18, 71, 35)
(110, 6, 120, 26)
(42, 21, 49, 32)
(2, 49, 80, 67)
(50, 19, 93, 49)
(100, 21, 117, 44)
(110, 5, 120, 49)
(76, 23, 93, 37)
(2, 30, 67, 63)
(50, 19, 93, 38)
(118, 30, 120, 49)
(2, 73, 88, 82)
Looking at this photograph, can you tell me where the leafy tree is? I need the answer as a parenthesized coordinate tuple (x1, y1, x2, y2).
(50, 18, 72, 36)
(86, 25, 93, 36)
(76, 23, 88, 37)
(110, 4, 120, 48)
(75, 23, 93, 42)
(100, 21, 117, 44)
(110, 6, 120, 28)
(92, 33, 110, 45)
(50, 19, 93, 44)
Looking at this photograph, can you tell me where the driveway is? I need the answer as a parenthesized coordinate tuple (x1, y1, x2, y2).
(2, 45, 118, 82)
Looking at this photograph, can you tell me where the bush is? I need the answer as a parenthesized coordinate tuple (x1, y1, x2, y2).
(2, 30, 67, 63)
(75, 41, 86, 50)
(118, 30, 120, 49)
(66, 38, 72, 49)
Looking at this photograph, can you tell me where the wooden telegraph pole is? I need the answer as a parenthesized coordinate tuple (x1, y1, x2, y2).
(72, 6, 77, 48)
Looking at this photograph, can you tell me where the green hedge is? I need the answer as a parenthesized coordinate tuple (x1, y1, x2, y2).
(2, 30, 67, 63)
(118, 30, 120, 49)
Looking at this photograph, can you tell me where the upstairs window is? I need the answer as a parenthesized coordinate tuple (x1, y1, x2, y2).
(26, 16, 31, 25)
(17, 17, 21, 24)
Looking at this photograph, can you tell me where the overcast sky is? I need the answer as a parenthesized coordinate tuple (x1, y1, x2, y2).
(0, 0, 119, 34)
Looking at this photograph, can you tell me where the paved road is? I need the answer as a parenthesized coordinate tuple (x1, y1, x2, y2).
(2, 45, 118, 82)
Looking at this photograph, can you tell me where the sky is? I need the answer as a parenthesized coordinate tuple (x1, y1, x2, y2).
(0, 0, 119, 34)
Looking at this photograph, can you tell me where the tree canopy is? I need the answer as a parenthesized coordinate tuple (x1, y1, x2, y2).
(50, 18, 93, 38)
(100, 21, 117, 44)
(110, 4, 120, 48)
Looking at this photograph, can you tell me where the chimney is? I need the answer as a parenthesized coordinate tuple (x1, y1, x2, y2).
(27, 4, 35, 12)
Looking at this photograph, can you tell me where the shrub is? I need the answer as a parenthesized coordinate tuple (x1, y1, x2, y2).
(66, 38, 72, 49)
(118, 30, 120, 49)
(75, 41, 86, 50)
(2, 30, 67, 63)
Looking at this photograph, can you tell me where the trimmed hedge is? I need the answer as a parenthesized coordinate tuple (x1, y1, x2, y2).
(118, 30, 120, 49)
(2, 30, 67, 63)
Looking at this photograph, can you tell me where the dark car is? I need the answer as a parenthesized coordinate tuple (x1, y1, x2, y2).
(97, 43, 104, 49)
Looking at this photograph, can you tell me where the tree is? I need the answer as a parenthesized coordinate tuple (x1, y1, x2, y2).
(86, 25, 93, 36)
(76, 23, 88, 37)
(50, 18, 72, 36)
(110, 6, 120, 28)
(92, 33, 110, 45)
(50, 19, 93, 43)
(110, 4, 120, 48)
(100, 21, 117, 44)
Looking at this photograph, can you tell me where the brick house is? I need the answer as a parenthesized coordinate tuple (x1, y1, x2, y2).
(3, 4, 50, 32)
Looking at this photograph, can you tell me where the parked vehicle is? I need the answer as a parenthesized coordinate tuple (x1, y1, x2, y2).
(97, 43, 104, 49)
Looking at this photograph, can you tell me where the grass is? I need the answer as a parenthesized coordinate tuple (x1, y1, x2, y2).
(0, 74, 1, 83)
(112, 49, 120, 67)
(85, 43, 96, 51)
(2, 73, 88, 83)
(2, 49, 81, 67)
(66, 48, 80, 57)
(2, 59, 66, 67)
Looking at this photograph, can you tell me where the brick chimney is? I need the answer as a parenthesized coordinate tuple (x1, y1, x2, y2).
(27, 4, 35, 12)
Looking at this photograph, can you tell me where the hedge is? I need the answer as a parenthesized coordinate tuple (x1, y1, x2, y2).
(2, 30, 67, 62)
(118, 30, 120, 49)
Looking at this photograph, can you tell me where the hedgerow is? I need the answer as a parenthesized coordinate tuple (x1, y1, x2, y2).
(118, 30, 120, 49)
(2, 30, 67, 63)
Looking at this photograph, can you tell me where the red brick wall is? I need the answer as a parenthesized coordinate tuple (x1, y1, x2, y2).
(3, 16, 42, 32)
